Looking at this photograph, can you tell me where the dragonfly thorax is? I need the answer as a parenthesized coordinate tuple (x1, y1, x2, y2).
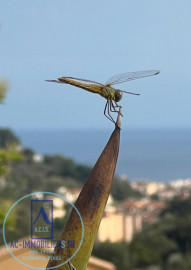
(114, 90, 123, 102)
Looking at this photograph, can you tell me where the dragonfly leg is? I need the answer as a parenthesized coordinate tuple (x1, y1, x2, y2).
(107, 100, 116, 123)
(104, 100, 108, 116)
(104, 100, 115, 124)
(114, 101, 123, 117)
(110, 100, 118, 113)
(110, 101, 123, 118)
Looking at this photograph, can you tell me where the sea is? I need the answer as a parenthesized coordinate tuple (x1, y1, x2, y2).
(15, 128, 191, 182)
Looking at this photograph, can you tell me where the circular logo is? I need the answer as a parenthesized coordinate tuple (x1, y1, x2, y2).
(3, 191, 84, 269)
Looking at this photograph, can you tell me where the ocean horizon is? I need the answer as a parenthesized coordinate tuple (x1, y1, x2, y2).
(14, 127, 191, 182)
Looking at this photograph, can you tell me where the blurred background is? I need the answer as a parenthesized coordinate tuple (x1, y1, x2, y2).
(0, 1, 191, 270)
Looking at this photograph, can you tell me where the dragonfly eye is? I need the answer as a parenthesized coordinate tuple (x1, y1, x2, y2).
(114, 91, 122, 102)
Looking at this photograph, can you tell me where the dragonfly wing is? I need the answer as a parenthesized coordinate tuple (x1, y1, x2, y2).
(45, 80, 63, 83)
(59, 76, 104, 86)
(106, 70, 160, 85)
(119, 89, 140, 95)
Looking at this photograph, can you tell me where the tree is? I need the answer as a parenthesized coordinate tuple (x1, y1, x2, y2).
(128, 199, 191, 269)
(160, 199, 191, 254)
(0, 128, 20, 149)
(129, 229, 177, 268)
(0, 79, 9, 104)
(0, 198, 16, 231)
(111, 178, 142, 201)
(93, 241, 130, 270)
(21, 147, 35, 162)
(44, 154, 91, 183)
(0, 146, 23, 176)
(0, 80, 22, 176)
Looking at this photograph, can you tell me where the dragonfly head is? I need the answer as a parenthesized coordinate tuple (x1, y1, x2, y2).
(114, 90, 123, 102)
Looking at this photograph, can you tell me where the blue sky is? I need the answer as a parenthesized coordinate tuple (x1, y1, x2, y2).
(0, 0, 191, 129)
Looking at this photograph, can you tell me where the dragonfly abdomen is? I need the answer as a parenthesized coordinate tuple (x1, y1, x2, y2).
(58, 77, 103, 96)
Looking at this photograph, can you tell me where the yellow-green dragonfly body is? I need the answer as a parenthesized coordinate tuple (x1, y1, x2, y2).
(46, 70, 160, 123)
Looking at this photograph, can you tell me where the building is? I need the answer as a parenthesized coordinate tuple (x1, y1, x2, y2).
(98, 211, 142, 243)
(117, 198, 164, 226)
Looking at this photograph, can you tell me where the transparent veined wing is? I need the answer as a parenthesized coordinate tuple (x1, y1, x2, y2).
(45, 80, 63, 83)
(58, 76, 104, 86)
(105, 70, 160, 85)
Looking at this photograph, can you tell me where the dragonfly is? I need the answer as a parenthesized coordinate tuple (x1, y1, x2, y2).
(46, 70, 160, 123)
